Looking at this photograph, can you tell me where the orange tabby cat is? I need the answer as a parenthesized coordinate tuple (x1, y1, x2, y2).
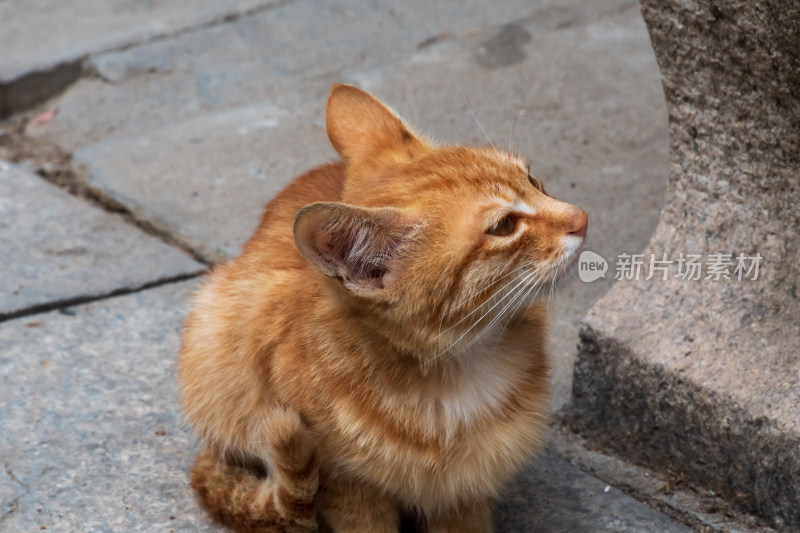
(178, 85, 588, 532)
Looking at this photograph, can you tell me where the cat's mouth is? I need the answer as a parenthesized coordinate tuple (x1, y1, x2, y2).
(550, 236, 584, 283)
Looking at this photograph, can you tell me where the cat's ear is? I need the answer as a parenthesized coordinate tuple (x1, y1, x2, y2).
(293, 202, 417, 296)
(326, 84, 429, 165)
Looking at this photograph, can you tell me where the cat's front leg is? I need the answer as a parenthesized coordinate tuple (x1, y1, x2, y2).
(427, 499, 493, 533)
(317, 476, 400, 533)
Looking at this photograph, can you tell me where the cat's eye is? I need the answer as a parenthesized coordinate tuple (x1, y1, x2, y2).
(528, 174, 546, 195)
(486, 215, 516, 237)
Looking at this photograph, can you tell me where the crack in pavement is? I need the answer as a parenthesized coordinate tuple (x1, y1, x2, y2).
(86, 0, 301, 62)
(0, 460, 29, 525)
(0, 271, 206, 325)
(0, 0, 301, 116)
(2, 461, 28, 491)
(0, 115, 213, 265)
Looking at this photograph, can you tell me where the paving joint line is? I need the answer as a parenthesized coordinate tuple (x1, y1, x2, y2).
(548, 419, 776, 532)
(2, 461, 28, 492)
(0, 113, 213, 265)
(0, 0, 300, 117)
(0, 271, 206, 325)
(71, 161, 214, 265)
(90, 0, 300, 60)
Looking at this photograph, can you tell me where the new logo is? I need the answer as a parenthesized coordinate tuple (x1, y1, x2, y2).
(578, 251, 608, 283)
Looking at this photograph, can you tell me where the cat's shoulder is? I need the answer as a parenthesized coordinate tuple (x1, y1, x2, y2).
(234, 162, 347, 271)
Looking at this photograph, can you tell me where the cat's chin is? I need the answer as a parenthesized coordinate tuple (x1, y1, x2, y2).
(551, 238, 584, 286)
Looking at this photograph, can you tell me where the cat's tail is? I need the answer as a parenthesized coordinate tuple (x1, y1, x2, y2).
(190, 407, 319, 533)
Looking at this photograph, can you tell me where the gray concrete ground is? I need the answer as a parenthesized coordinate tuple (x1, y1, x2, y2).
(60, 0, 669, 410)
(0, 0, 284, 114)
(0, 161, 203, 319)
(0, 0, 768, 531)
(1, 281, 694, 532)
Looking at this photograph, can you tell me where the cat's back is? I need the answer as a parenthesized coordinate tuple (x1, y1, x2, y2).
(184, 161, 346, 352)
(178, 163, 346, 446)
(241, 162, 346, 269)
(187, 161, 346, 338)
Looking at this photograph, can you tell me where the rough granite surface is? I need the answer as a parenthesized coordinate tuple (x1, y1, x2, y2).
(0, 160, 204, 319)
(569, 0, 800, 528)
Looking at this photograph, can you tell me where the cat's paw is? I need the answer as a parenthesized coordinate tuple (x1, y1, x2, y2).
(265, 406, 318, 480)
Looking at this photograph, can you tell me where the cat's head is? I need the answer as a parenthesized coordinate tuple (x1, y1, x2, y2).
(294, 85, 587, 358)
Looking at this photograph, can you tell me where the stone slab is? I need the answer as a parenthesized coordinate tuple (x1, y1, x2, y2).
(74, 5, 668, 408)
(496, 453, 693, 532)
(569, 0, 800, 528)
(0, 279, 691, 531)
(29, 0, 637, 151)
(75, 92, 337, 263)
(0, 0, 281, 85)
(0, 160, 204, 319)
(0, 281, 216, 532)
(0, 0, 286, 116)
(550, 425, 776, 532)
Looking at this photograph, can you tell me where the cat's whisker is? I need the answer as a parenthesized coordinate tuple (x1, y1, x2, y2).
(485, 270, 547, 337)
(438, 262, 530, 337)
(437, 264, 532, 339)
(448, 261, 534, 315)
(441, 270, 535, 351)
(461, 91, 496, 152)
(436, 270, 540, 363)
(508, 111, 518, 152)
(438, 263, 534, 338)
(447, 271, 542, 361)
(429, 271, 533, 364)
(481, 268, 551, 353)
(492, 270, 548, 349)
(548, 265, 560, 305)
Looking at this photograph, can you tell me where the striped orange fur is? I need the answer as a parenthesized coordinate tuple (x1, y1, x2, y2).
(178, 85, 588, 532)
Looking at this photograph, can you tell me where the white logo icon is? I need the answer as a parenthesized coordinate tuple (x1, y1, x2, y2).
(579, 251, 608, 283)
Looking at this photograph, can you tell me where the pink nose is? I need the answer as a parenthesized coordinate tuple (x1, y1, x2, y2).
(568, 209, 588, 238)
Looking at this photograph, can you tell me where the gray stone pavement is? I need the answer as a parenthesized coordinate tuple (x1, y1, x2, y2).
(75, 95, 333, 263)
(0, 161, 203, 319)
(0, 0, 284, 114)
(26, 0, 633, 151)
(64, 0, 668, 410)
(0, 282, 693, 532)
(0, 282, 210, 532)
(497, 452, 692, 532)
(1, 0, 753, 531)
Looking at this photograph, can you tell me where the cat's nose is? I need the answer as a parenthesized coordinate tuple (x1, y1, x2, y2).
(567, 209, 588, 238)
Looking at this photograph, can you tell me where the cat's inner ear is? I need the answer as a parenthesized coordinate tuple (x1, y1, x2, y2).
(326, 84, 429, 165)
(293, 202, 416, 294)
